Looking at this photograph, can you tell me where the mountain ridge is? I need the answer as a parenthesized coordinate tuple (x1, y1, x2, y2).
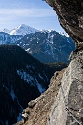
(0, 27, 75, 63)
(16, 30, 75, 63)
(1, 24, 38, 36)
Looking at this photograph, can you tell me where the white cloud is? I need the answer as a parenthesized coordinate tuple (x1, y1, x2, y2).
(0, 8, 56, 17)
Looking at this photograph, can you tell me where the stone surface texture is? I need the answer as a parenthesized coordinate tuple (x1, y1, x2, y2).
(47, 51, 83, 125)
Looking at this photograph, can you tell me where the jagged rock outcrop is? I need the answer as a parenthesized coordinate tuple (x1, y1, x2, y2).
(46, 0, 83, 49)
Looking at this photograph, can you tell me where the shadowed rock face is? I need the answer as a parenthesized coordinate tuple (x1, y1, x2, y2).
(46, 0, 83, 49)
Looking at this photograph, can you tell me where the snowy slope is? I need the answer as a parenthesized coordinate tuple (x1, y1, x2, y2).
(0, 32, 22, 44)
(9, 24, 38, 36)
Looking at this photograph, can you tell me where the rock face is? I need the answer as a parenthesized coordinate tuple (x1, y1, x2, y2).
(46, 0, 83, 49)
(47, 51, 83, 125)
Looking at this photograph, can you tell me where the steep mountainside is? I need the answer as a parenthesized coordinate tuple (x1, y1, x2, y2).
(0, 45, 67, 125)
(0, 32, 22, 44)
(16, 30, 75, 63)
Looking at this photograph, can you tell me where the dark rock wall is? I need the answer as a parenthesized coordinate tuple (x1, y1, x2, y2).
(46, 0, 83, 49)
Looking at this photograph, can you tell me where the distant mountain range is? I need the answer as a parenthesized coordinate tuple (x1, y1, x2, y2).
(0, 45, 67, 125)
(0, 32, 22, 44)
(0, 24, 75, 63)
(1, 24, 38, 36)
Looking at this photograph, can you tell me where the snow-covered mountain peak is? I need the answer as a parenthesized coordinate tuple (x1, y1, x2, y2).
(9, 24, 39, 36)
(1, 28, 10, 34)
(18, 24, 29, 28)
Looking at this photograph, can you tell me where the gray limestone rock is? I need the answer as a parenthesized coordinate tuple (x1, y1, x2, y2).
(46, 51, 83, 125)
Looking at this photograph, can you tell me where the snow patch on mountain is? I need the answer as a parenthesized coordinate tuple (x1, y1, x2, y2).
(5, 120, 8, 125)
(35, 79, 45, 93)
(17, 113, 22, 122)
(17, 70, 35, 86)
(58, 31, 69, 37)
(10, 84, 23, 110)
(17, 69, 45, 93)
(10, 85, 16, 101)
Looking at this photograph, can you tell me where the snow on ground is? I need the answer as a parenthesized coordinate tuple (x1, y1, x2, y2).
(38, 74, 44, 80)
(17, 69, 45, 93)
(17, 113, 22, 122)
(10, 85, 23, 110)
(35, 79, 45, 93)
(17, 70, 35, 86)
(10, 85, 16, 101)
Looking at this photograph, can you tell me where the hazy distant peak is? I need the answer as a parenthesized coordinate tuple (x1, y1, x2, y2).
(1, 28, 10, 34)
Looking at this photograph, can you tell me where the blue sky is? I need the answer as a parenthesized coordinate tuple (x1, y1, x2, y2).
(0, 0, 64, 32)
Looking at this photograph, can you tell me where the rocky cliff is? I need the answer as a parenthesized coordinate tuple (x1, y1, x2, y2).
(16, 0, 83, 125)
(46, 0, 83, 50)
(46, 51, 83, 125)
